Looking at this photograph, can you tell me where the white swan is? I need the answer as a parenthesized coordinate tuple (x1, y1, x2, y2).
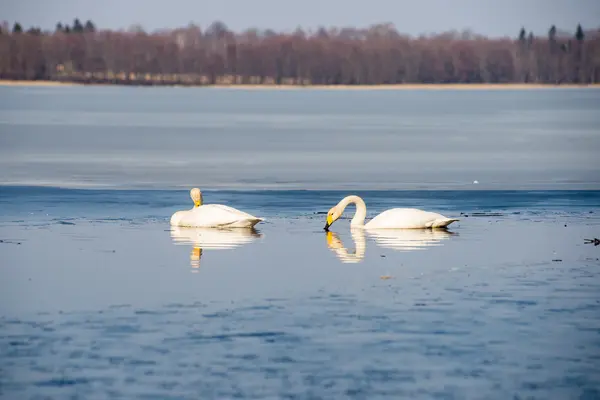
(170, 188, 263, 228)
(324, 195, 459, 230)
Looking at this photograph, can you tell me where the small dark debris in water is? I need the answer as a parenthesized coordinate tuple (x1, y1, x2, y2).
(414, 303, 426, 306)
(380, 255, 386, 258)
(564, 224, 567, 227)
(584, 238, 600, 246)
(0, 239, 22, 245)
(57, 221, 76, 225)
(552, 259, 562, 262)
(98, 249, 117, 254)
(471, 212, 503, 217)
(590, 211, 594, 213)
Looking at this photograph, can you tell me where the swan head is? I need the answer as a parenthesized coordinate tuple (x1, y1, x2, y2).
(324, 206, 342, 231)
(190, 188, 203, 208)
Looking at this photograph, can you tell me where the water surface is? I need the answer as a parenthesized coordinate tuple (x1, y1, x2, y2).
(1, 187, 600, 398)
(1, 86, 600, 398)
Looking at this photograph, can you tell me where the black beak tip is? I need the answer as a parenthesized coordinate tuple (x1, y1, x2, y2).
(324, 223, 330, 231)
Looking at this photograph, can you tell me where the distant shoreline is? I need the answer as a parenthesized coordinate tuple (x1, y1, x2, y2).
(1, 80, 599, 90)
(2, 182, 599, 192)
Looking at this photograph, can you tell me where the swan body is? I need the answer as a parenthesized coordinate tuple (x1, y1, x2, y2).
(324, 195, 458, 230)
(364, 208, 457, 229)
(170, 188, 263, 228)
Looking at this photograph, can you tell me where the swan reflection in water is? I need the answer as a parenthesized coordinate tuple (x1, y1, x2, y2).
(326, 229, 367, 263)
(170, 226, 262, 270)
(326, 228, 455, 263)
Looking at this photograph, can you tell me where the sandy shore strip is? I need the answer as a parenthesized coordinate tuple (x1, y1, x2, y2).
(210, 83, 600, 90)
(0, 80, 78, 87)
(1, 80, 599, 90)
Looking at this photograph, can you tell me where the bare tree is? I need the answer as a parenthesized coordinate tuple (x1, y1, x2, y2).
(0, 20, 598, 84)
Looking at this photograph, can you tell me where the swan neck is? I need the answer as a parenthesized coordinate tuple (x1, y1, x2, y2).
(339, 195, 367, 227)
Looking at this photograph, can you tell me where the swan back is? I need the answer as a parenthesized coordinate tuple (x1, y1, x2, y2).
(365, 208, 458, 229)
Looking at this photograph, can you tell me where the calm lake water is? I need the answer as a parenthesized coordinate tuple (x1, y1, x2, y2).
(1, 86, 600, 399)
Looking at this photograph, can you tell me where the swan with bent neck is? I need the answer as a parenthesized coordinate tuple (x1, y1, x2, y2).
(324, 195, 459, 230)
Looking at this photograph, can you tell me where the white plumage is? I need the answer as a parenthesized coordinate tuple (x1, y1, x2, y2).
(324, 195, 459, 230)
(170, 188, 263, 228)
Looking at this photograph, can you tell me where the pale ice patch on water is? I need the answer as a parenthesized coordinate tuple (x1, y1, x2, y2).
(1, 86, 599, 190)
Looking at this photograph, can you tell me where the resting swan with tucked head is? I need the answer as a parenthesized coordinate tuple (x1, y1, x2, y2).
(324, 195, 459, 231)
(170, 188, 263, 228)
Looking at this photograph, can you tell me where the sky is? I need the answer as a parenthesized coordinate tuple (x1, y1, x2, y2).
(1, 0, 599, 37)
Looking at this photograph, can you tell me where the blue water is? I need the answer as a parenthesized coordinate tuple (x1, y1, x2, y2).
(2, 85, 600, 398)
(2, 186, 599, 221)
(1, 187, 600, 399)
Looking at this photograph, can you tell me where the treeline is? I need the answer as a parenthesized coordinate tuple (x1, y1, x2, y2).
(0, 19, 598, 85)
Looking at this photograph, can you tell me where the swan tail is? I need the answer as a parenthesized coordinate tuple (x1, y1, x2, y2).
(248, 218, 264, 227)
(431, 218, 459, 228)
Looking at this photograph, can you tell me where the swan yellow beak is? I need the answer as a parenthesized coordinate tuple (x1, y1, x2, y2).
(194, 200, 201, 207)
(324, 214, 333, 231)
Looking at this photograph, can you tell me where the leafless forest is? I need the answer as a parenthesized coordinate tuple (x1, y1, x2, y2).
(0, 19, 598, 85)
